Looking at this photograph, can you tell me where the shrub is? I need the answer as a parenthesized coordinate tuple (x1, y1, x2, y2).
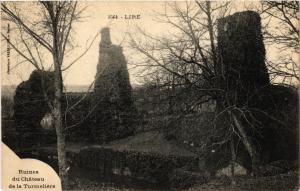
(73, 147, 199, 185)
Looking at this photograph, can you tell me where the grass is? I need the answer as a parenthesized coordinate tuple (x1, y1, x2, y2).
(103, 130, 197, 157)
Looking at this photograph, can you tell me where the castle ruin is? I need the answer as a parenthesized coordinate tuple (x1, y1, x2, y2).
(212, 11, 298, 171)
(92, 27, 136, 143)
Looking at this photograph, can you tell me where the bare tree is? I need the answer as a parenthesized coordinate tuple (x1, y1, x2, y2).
(1, 2, 92, 188)
(259, 1, 299, 85)
(130, 1, 271, 177)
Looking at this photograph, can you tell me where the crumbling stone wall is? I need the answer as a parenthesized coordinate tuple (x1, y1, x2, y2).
(92, 27, 136, 143)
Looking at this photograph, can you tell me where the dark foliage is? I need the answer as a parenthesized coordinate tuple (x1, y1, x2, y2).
(72, 146, 199, 185)
(92, 28, 137, 143)
(13, 70, 56, 148)
(2, 120, 18, 150)
(204, 84, 298, 175)
(217, 11, 270, 107)
(247, 85, 298, 163)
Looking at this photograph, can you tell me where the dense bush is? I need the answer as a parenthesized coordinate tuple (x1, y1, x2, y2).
(72, 147, 199, 185)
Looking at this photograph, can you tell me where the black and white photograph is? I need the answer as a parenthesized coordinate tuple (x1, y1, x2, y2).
(1, 1, 299, 190)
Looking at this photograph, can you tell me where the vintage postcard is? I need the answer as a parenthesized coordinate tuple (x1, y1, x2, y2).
(1, 1, 299, 190)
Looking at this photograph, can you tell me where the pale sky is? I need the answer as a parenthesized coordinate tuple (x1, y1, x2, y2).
(1, 1, 171, 87)
(1, 1, 295, 87)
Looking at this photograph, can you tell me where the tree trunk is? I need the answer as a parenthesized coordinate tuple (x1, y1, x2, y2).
(53, 59, 68, 188)
(232, 112, 260, 176)
(230, 138, 236, 185)
(206, 1, 218, 71)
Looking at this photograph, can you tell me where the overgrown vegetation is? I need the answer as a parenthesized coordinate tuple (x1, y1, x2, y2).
(1, 1, 299, 190)
(73, 146, 199, 185)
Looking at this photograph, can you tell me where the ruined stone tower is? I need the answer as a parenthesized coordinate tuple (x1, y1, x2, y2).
(213, 11, 298, 169)
(93, 27, 136, 143)
(217, 11, 270, 106)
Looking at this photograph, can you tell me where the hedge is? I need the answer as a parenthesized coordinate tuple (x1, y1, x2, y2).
(72, 147, 199, 185)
